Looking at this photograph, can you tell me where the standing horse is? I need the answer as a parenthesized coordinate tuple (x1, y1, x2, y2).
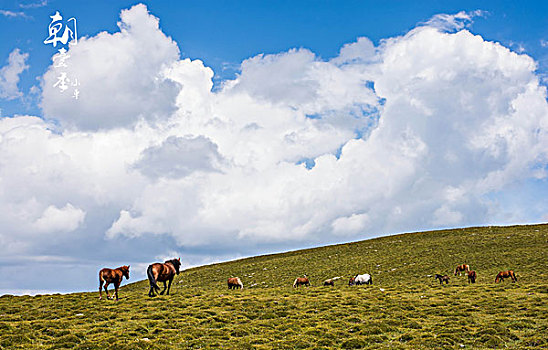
(495, 270, 517, 283)
(435, 274, 450, 284)
(467, 270, 477, 284)
(293, 276, 310, 287)
(349, 274, 372, 286)
(454, 264, 470, 276)
(98, 265, 130, 301)
(228, 277, 243, 289)
(147, 258, 181, 297)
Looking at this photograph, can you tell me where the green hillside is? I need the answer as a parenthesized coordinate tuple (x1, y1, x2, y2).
(1, 224, 547, 349)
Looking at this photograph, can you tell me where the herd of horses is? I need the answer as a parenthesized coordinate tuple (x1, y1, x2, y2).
(98, 259, 518, 301)
(434, 264, 517, 285)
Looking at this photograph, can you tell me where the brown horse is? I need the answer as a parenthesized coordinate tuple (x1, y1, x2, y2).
(454, 264, 470, 276)
(147, 258, 181, 297)
(227, 277, 243, 289)
(98, 265, 130, 301)
(323, 279, 335, 286)
(293, 277, 310, 287)
(435, 274, 450, 284)
(467, 270, 477, 283)
(495, 270, 517, 283)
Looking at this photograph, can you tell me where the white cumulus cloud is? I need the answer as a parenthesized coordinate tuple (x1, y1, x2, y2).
(0, 48, 29, 100)
(41, 4, 181, 130)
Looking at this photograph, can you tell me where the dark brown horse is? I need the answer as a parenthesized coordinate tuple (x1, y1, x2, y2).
(495, 270, 517, 283)
(293, 277, 310, 287)
(98, 265, 130, 301)
(435, 274, 450, 284)
(227, 277, 243, 289)
(147, 258, 181, 297)
(467, 270, 477, 284)
(454, 264, 470, 276)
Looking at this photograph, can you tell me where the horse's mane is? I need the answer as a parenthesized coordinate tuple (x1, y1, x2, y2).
(165, 258, 181, 267)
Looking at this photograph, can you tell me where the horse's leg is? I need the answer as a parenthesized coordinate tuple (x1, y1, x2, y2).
(114, 281, 120, 301)
(99, 277, 104, 300)
(104, 282, 111, 299)
(166, 278, 173, 295)
(149, 285, 155, 297)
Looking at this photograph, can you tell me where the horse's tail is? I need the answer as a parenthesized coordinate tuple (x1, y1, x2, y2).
(236, 277, 243, 289)
(293, 278, 298, 287)
(369, 275, 373, 285)
(147, 265, 159, 290)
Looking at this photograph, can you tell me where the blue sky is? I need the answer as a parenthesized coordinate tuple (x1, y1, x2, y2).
(0, 1, 547, 294)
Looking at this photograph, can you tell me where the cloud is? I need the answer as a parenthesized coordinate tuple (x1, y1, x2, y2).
(41, 3, 181, 130)
(19, 0, 47, 9)
(105, 19, 548, 246)
(0, 49, 29, 100)
(332, 213, 370, 236)
(0, 10, 28, 18)
(2, 7, 548, 292)
(422, 10, 486, 32)
(133, 135, 224, 179)
(33, 203, 85, 233)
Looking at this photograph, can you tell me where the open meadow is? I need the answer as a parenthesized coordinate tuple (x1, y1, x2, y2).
(1, 224, 547, 349)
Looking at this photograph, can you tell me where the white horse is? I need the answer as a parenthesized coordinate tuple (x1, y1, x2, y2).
(349, 273, 372, 285)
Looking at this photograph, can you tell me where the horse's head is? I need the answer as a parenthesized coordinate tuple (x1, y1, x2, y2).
(348, 277, 355, 286)
(495, 273, 501, 283)
(171, 258, 181, 275)
(122, 265, 130, 280)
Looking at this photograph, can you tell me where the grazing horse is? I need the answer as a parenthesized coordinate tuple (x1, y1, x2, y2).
(467, 270, 477, 284)
(147, 258, 181, 297)
(98, 265, 130, 301)
(293, 277, 310, 287)
(435, 274, 450, 284)
(349, 274, 372, 286)
(323, 279, 335, 286)
(454, 264, 470, 276)
(227, 277, 243, 289)
(495, 270, 517, 283)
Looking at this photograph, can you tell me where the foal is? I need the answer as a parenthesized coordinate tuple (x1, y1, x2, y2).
(99, 265, 130, 301)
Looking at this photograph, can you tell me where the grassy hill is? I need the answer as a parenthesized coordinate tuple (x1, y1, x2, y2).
(1, 224, 547, 349)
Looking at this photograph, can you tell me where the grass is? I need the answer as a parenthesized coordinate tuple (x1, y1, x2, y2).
(1, 224, 547, 349)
